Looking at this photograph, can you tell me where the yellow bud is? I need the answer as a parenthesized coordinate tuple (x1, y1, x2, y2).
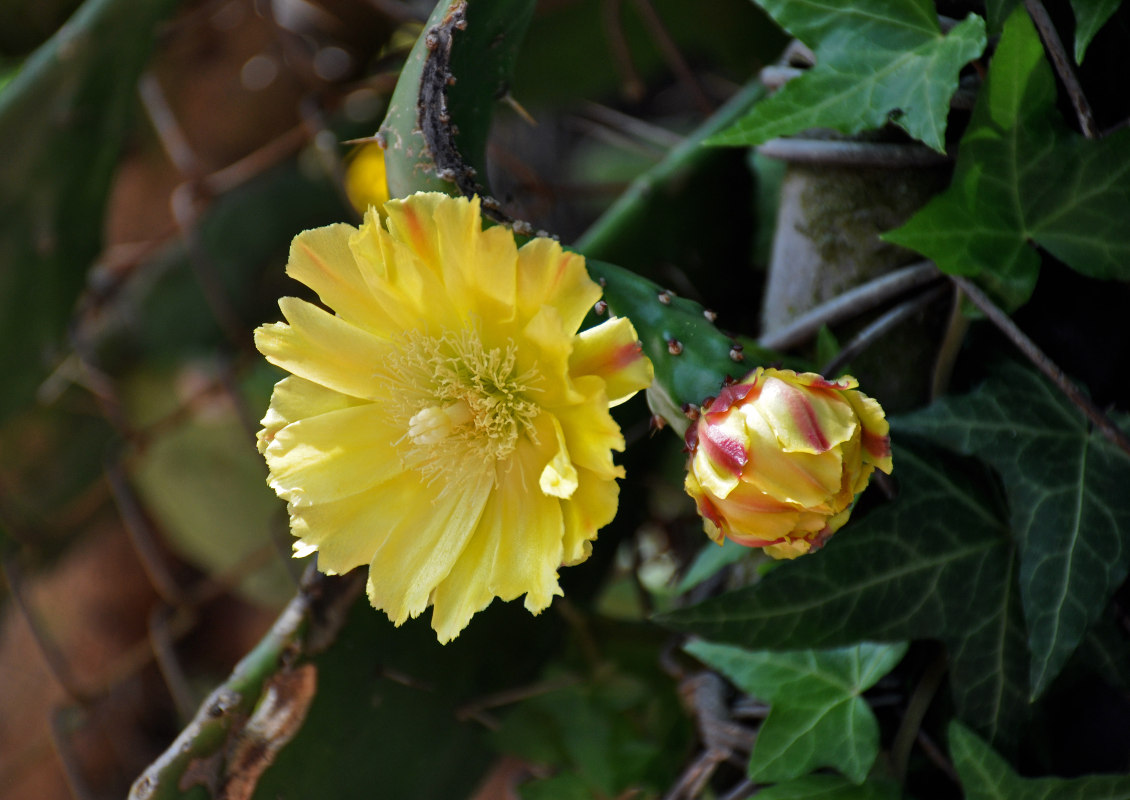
(684, 368, 892, 559)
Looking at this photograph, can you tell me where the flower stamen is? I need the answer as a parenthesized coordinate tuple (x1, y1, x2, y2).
(388, 326, 542, 489)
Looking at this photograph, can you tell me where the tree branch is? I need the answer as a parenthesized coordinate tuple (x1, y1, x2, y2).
(1024, 0, 1098, 138)
(951, 276, 1130, 458)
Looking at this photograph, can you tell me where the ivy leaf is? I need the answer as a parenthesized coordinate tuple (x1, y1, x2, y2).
(659, 443, 1031, 747)
(496, 620, 689, 799)
(755, 774, 901, 800)
(1072, 0, 1122, 61)
(676, 537, 755, 593)
(885, 8, 1130, 308)
(894, 362, 1130, 700)
(949, 721, 1130, 800)
(707, 0, 986, 152)
(685, 641, 907, 783)
(983, 0, 1119, 61)
(1075, 608, 1130, 695)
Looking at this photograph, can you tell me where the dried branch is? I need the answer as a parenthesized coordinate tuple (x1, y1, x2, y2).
(820, 284, 950, 377)
(128, 567, 363, 800)
(1024, 0, 1098, 138)
(951, 275, 1130, 458)
(760, 261, 941, 351)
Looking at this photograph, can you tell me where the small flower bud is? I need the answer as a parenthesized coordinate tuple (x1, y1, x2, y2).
(683, 368, 892, 559)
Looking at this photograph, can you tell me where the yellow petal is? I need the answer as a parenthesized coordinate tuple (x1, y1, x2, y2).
(560, 467, 619, 565)
(553, 375, 625, 481)
(569, 316, 653, 406)
(429, 491, 506, 643)
(539, 415, 579, 499)
(519, 305, 583, 406)
(515, 237, 601, 333)
(288, 470, 428, 576)
(843, 388, 893, 474)
(684, 470, 726, 544)
(755, 373, 857, 454)
(286, 223, 391, 335)
(366, 470, 493, 625)
(257, 375, 361, 454)
(264, 403, 404, 506)
(350, 214, 460, 332)
(490, 437, 565, 613)
(470, 225, 519, 323)
(383, 193, 477, 306)
(738, 402, 845, 506)
(417, 192, 519, 322)
(691, 434, 743, 500)
(763, 539, 814, 560)
(705, 480, 812, 544)
(255, 298, 389, 400)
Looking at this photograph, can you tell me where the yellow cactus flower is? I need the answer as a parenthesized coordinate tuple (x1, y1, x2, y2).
(684, 368, 892, 560)
(255, 192, 652, 642)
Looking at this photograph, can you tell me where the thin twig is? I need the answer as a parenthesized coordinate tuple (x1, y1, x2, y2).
(171, 182, 249, 349)
(628, 0, 713, 115)
(820, 285, 949, 377)
(1024, 0, 1098, 138)
(663, 749, 728, 800)
(760, 262, 941, 351)
(138, 72, 204, 177)
(602, 0, 645, 101)
(129, 567, 364, 799)
(951, 276, 1130, 458)
(719, 778, 759, 800)
(931, 283, 969, 400)
(576, 78, 767, 257)
(1, 556, 89, 702)
(664, 671, 757, 799)
(149, 604, 199, 721)
(105, 462, 184, 605)
(49, 708, 96, 800)
(917, 728, 962, 785)
(891, 648, 948, 786)
(456, 675, 581, 730)
(757, 138, 951, 167)
(580, 101, 686, 150)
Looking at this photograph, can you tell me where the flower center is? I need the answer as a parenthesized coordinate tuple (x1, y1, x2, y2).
(388, 327, 541, 488)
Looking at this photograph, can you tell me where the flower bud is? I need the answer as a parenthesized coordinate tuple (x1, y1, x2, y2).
(684, 368, 892, 559)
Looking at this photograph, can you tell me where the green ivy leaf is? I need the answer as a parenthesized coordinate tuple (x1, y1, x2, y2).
(496, 620, 689, 799)
(983, 0, 1119, 61)
(1072, 0, 1121, 62)
(658, 442, 1031, 747)
(685, 641, 907, 783)
(1075, 608, 1130, 694)
(949, 721, 1130, 800)
(885, 8, 1130, 308)
(984, 0, 1016, 31)
(707, 0, 985, 152)
(676, 537, 756, 593)
(894, 362, 1130, 700)
(755, 774, 901, 800)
